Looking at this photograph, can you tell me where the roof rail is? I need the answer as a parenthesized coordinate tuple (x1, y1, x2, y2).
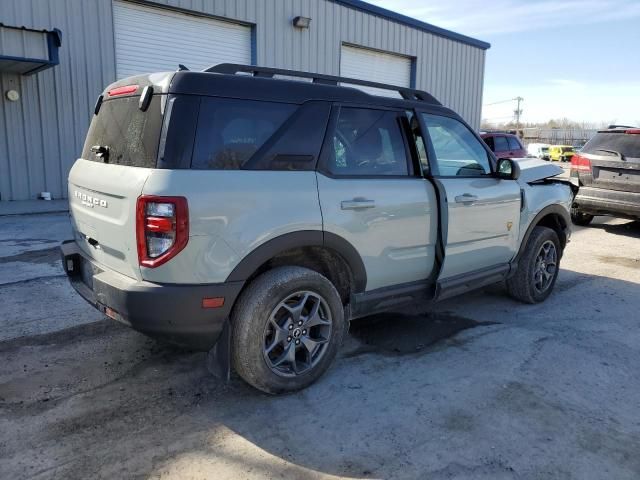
(203, 63, 441, 104)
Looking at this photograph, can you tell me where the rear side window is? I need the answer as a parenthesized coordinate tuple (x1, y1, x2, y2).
(494, 136, 509, 152)
(324, 107, 410, 176)
(508, 136, 522, 150)
(82, 95, 163, 168)
(192, 98, 296, 169)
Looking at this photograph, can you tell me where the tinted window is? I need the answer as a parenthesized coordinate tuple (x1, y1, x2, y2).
(325, 108, 409, 176)
(422, 114, 491, 176)
(483, 136, 495, 151)
(508, 136, 522, 150)
(583, 132, 640, 159)
(82, 95, 163, 168)
(494, 136, 509, 152)
(192, 98, 296, 169)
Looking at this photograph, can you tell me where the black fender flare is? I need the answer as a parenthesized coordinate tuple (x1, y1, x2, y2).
(225, 230, 367, 293)
(513, 204, 570, 267)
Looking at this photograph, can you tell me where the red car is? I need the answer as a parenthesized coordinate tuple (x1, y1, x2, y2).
(481, 132, 527, 158)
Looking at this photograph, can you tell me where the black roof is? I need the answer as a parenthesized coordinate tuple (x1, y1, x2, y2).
(169, 64, 448, 113)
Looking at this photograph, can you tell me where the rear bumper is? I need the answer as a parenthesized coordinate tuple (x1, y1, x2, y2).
(60, 240, 243, 351)
(574, 187, 640, 219)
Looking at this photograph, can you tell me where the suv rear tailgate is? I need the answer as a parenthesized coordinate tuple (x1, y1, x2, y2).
(69, 160, 150, 279)
(589, 156, 640, 193)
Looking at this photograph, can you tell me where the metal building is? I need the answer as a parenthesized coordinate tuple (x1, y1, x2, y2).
(0, 0, 489, 202)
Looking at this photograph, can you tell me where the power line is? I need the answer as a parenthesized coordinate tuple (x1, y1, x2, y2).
(483, 98, 517, 106)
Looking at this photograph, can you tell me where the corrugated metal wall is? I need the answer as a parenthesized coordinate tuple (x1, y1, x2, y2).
(0, 0, 116, 201)
(0, 0, 486, 201)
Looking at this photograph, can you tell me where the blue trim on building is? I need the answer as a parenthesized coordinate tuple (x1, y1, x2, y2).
(0, 25, 61, 75)
(250, 25, 257, 66)
(409, 57, 417, 89)
(332, 0, 490, 50)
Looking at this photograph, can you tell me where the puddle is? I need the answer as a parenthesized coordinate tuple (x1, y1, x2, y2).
(0, 246, 60, 265)
(347, 311, 498, 356)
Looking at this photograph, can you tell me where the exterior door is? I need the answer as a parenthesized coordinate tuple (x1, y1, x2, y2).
(113, 1, 251, 79)
(339, 44, 412, 98)
(317, 106, 438, 291)
(419, 113, 521, 280)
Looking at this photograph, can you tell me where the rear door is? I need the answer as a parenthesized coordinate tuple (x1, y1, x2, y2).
(507, 136, 526, 158)
(69, 86, 164, 279)
(317, 106, 438, 291)
(581, 130, 640, 193)
(418, 112, 521, 280)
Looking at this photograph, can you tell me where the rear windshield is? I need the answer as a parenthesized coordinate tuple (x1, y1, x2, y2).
(582, 132, 640, 159)
(81, 95, 163, 168)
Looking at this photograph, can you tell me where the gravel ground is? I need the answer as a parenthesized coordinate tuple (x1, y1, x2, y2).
(1, 212, 639, 479)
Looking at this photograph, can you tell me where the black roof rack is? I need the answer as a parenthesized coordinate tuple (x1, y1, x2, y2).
(607, 125, 637, 129)
(203, 63, 441, 105)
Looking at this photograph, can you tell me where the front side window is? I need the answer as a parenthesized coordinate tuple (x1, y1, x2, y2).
(422, 114, 492, 177)
(325, 107, 409, 176)
(483, 136, 495, 151)
(192, 98, 296, 169)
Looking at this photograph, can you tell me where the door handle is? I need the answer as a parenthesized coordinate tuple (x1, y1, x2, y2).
(454, 193, 478, 204)
(341, 198, 376, 210)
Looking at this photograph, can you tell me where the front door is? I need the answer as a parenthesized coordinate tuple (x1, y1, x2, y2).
(317, 106, 439, 291)
(419, 112, 522, 280)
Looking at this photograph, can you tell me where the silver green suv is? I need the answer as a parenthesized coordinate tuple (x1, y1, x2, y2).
(61, 64, 573, 393)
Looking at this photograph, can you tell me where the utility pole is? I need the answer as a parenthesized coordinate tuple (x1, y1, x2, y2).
(514, 96, 524, 132)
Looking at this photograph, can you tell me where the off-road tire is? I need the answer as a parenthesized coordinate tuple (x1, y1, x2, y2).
(231, 266, 345, 394)
(570, 208, 594, 226)
(507, 226, 561, 304)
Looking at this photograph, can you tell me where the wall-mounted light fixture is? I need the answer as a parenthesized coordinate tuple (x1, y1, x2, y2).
(292, 16, 311, 29)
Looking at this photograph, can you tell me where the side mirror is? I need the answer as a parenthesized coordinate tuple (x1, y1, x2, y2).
(496, 158, 520, 181)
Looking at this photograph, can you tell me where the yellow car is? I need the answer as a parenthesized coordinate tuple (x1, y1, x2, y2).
(549, 145, 575, 162)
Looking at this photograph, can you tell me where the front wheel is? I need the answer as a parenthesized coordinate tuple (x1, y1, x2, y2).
(507, 226, 561, 304)
(231, 266, 346, 394)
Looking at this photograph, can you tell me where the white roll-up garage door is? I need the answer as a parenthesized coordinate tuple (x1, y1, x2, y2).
(340, 44, 412, 97)
(113, 2, 251, 79)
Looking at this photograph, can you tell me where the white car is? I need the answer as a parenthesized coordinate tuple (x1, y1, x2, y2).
(527, 143, 551, 160)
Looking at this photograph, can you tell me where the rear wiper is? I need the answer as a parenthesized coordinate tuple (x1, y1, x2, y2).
(90, 145, 110, 163)
(594, 149, 626, 161)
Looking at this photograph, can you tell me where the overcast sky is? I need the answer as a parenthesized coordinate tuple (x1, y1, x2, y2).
(370, 0, 640, 125)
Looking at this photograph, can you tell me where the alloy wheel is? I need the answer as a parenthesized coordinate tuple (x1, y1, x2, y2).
(533, 240, 557, 294)
(262, 291, 332, 377)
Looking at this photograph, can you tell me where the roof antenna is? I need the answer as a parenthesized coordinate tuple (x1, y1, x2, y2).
(177, 64, 189, 71)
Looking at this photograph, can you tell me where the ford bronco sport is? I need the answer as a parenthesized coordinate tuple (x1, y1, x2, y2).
(61, 64, 573, 393)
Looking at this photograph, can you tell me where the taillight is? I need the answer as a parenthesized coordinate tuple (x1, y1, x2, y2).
(625, 129, 640, 134)
(108, 84, 138, 96)
(136, 196, 188, 268)
(570, 153, 591, 176)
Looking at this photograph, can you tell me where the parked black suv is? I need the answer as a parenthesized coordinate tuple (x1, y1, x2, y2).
(570, 126, 640, 225)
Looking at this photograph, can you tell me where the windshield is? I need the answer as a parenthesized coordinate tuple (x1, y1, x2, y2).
(582, 132, 640, 160)
(561, 147, 574, 153)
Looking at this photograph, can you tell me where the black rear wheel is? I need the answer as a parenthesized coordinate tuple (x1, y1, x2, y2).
(231, 266, 345, 394)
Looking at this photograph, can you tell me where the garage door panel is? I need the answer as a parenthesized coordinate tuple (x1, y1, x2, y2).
(340, 45, 412, 98)
(114, 1, 251, 79)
